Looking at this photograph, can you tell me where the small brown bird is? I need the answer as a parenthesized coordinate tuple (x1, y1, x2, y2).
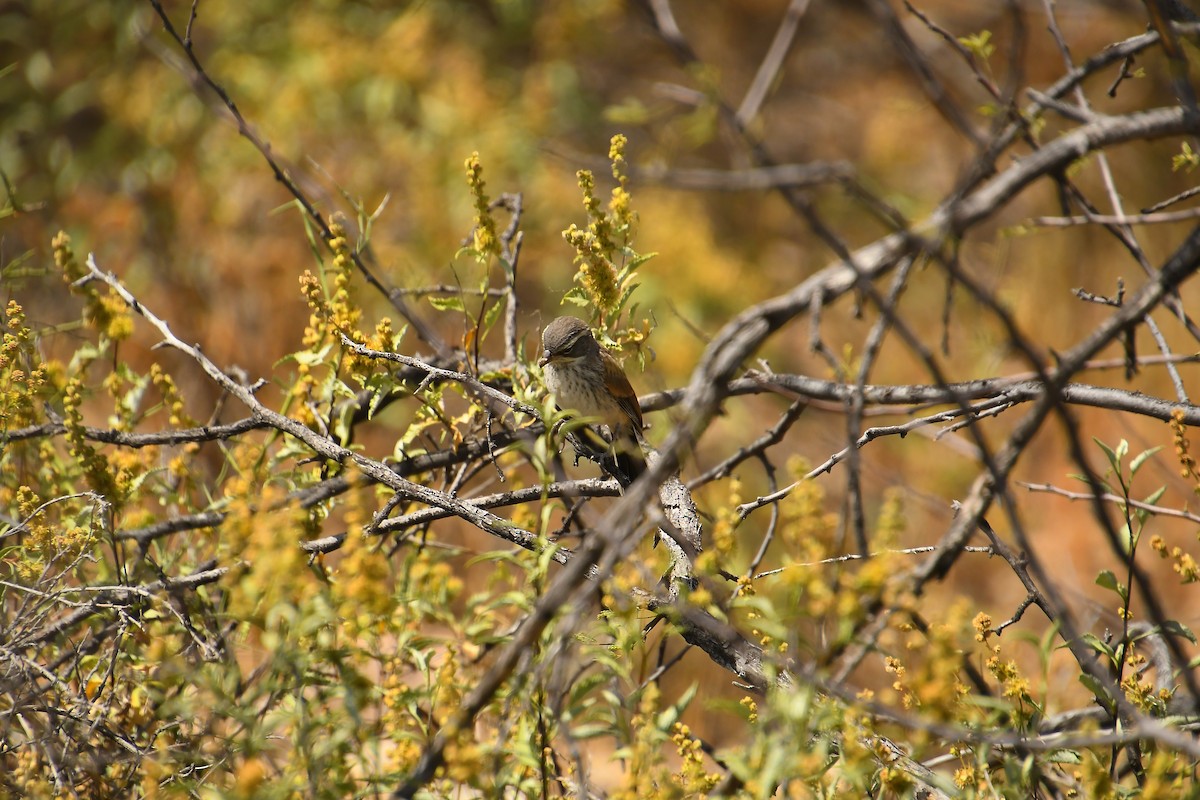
(538, 316, 646, 483)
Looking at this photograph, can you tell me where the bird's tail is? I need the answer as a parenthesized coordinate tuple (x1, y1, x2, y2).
(573, 425, 646, 487)
(613, 432, 646, 487)
(615, 445, 646, 486)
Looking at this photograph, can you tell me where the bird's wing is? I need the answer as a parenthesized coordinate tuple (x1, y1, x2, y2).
(601, 349, 643, 437)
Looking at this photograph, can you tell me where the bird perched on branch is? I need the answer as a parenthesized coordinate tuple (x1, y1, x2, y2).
(538, 316, 646, 485)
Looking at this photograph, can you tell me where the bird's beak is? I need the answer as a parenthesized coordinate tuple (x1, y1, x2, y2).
(537, 350, 551, 367)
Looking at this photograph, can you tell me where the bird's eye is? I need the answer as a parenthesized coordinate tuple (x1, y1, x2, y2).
(566, 336, 590, 357)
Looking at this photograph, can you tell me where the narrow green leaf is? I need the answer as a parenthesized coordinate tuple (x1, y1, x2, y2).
(625, 250, 658, 271)
(1142, 485, 1167, 507)
(1134, 485, 1165, 525)
(366, 375, 398, 420)
(654, 682, 699, 731)
(570, 723, 616, 741)
(615, 281, 641, 313)
(1069, 472, 1112, 494)
(1129, 446, 1162, 476)
(428, 295, 465, 313)
(482, 297, 505, 330)
(1093, 437, 1119, 473)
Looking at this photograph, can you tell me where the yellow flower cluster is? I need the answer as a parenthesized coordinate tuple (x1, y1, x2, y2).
(299, 261, 362, 411)
(708, 476, 741, 558)
(53, 231, 133, 341)
(883, 655, 914, 709)
(985, 651, 1031, 703)
(1119, 643, 1168, 714)
(10, 485, 51, 579)
(443, 733, 484, 786)
(326, 221, 363, 334)
(1150, 533, 1200, 583)
(577, 167, 604, 233)
(884, 606, 975, 721)
(52, 229, 86, 282)
(562, 134, 640, 318)
(563, 218, 619, 313)
(291, 221, 391, 423)
(298, 223, 365, 348)
(464, 152, 499, 257)
(972, 611, 993, 642)
(739, 695, 759, 724)
(953, 763, 979, 790)
(299, 270, 330, 348)
(607, 133, 635, 234)
(334, 499, 393, 624)
(1, 300, 50, 429)
(778, 457, 836, 554)
(63, 377, 123, 505)
(611, 684, 666, 800)
(220, 449, 309, 619)
(670, 723, 720, 794)
(149, 363, 193, 428)
(1171, 408, 1198, 485)
(875, 486, 907, 545)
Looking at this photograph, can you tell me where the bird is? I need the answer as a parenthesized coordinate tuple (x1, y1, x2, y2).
(538, 316, 646, 484)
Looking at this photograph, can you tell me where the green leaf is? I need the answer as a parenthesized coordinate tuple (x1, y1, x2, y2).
(614, 281, 641, 314)
(482, 297, 504, 330)
(286, 342, 334, 368)
(1159, 620, 1198, 644)
(616, 251, 656, 282)
(957, 29, 995, 59)
(1129, 446, 1162, 476)
(428, 295, 465, 313)
(654, 682, 699, 732)
(125, 467, 154, 497)
(1135, 485, 1167, 525)
(1038, 622, 1062, 668)
(561, 287, 589, 307)
(1068, 472, 1112, 494)
(567, 671, 610, 709)
(362, 372, 398, 420)
(1120, 521, 1135, 555)
(1142, 485, 1167, 507)
(1093, 437, 1120, 473)
(1078, 673, 1114, 709)
(1174, 141, 1200, 173)
(625, 250, 658, 271)
(570, 723, 615, 740)
(1078, 632, 1115, 662)
(1045, 749, 1081, 764)
(453, 244, 489, 263)
(68, 339, 110, 372)
(1094, 570, 1120, 594)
